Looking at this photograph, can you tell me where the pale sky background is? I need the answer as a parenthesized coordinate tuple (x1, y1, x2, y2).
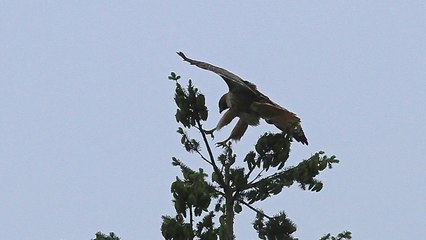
(1, 1, 425, 240)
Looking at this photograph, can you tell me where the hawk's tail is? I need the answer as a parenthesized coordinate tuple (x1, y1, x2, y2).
(291, 124, 308, 145)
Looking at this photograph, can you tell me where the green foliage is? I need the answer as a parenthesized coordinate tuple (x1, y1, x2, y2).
(320, 231, 352, 240)
(171, 158, 215, 217)
(93, 232, 120, 240)
(253, 211, 297, 240)
(254, 132, 291, 171)
(242, 147, 338, 204)
(161, 215, 194, 240)
(161, 72, 350, 240)
(170, 72, 208, 128)
(196, 212, 218, 240)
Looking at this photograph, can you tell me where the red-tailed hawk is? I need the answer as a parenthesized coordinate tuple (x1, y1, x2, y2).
(177, 52, 308, 146)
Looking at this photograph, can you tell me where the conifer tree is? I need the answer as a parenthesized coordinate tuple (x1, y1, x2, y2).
(161, 72, 351, 240)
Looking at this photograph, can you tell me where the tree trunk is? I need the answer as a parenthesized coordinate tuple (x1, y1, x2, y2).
(225, 187, 234, 240)
(224, 158, 235, 240)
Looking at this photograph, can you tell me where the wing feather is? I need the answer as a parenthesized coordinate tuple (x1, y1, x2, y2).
(251, 102, 300, 130)
(177, 52, 258, 95)
(251, 101, 308, 145)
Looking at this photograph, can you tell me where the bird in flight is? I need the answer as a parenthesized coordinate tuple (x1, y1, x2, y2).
(177, 52, 308, 146)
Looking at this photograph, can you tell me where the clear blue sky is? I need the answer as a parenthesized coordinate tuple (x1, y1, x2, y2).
(1, 1, 425, 239)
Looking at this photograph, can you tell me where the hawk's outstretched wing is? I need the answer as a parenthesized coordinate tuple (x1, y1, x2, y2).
(177, 52, 259, 96)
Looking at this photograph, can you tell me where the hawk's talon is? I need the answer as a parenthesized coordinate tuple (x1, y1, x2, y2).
(215, 139, 231, 148)
(203, 127, 216, 137)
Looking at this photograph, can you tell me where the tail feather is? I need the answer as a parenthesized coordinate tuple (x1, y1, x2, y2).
(291, 124, 308, 145)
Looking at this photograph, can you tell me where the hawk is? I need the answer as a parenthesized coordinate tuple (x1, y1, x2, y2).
(177, 52, 308, 146)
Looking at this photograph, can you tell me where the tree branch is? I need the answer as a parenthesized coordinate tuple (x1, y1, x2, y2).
(195, 118, 227, 189)
(239, 200, 273, 220)
(248, 169, 265, 186)
(247, 170, 292, 190)
(182, 132, 212, 165)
